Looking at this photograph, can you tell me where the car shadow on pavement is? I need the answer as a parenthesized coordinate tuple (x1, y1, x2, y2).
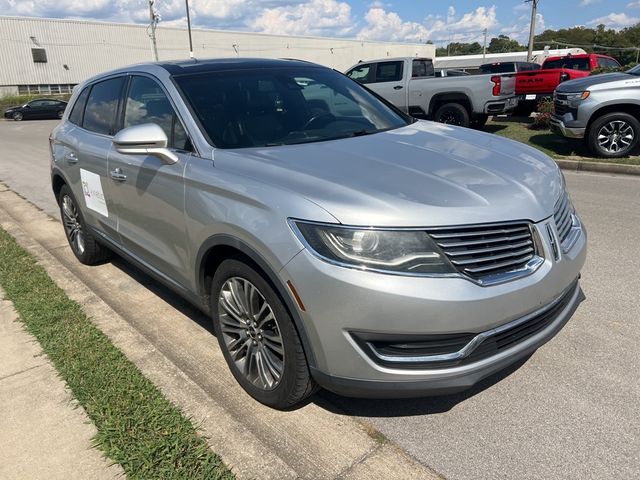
(314, 355, 532, 418)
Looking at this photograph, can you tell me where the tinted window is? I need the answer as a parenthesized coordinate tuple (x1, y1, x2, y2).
(519, 62, 541, 71)
(480, 63, 514, 74)
(543, 58, 590, 71)
(29, 100, 47, 107)
(346, 64, 373, 84)
(374, 61, 403, 83)
(175, 66, 411, 149)
(123, 76, 191, 150)
(412, 60, 434, 78)
(69, 87, 90, 125)
(598, 57, 621, 69)
(83, 77, 125, 135)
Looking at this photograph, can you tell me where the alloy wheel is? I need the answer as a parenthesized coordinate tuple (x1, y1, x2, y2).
(218, 277, 285, 391)
(61, 195, 85, 255)
(440, 111, 461, 125)
(57, 110, 64, 119)
(597, 120, 634, 154)
(13, 112, 23, 121)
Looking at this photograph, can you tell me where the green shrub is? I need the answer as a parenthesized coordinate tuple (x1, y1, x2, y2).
(529, 98, 554, 130)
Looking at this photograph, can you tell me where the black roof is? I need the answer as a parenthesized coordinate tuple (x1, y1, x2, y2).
(158, 57, 323, 75)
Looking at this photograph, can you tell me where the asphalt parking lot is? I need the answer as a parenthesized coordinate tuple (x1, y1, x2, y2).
(1, 119, 639, 479)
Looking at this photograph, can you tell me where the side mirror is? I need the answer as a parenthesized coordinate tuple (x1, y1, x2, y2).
(112, 123, 178, 164)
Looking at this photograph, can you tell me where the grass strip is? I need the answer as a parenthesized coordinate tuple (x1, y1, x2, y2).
(0, 226, 234, 480)
(486, 118, 640, 165)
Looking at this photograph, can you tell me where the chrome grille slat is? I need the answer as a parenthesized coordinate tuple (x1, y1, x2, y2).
(444, 239, 532, 257)
(450, 246, 534, 266)
(427, 222, 538, 281)
(437, 232, 531, 249)
(554, 193, 575, 247)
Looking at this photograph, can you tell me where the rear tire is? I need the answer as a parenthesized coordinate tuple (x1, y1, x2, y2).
(211, 258, 317, 409)
(587, 112, 640, 158)
(57, 110, 64, 119)
(58, 184, 110, 265)
(434, 103, 470, 127)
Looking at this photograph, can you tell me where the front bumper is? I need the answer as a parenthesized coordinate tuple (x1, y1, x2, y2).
(550, 117, 585, 139)
(281, 216, 587, 398)
(484, 96, 518, 114)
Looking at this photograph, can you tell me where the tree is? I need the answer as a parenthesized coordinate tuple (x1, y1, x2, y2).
(488, 35, 524, 53)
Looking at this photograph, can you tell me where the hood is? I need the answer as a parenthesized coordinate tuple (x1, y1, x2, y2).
(557, 72, 632, 92)
(4, 105, 20, 111)
(216, 121, 562, 227)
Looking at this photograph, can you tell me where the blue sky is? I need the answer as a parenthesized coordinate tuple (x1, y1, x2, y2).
(0, 1, 636, 45)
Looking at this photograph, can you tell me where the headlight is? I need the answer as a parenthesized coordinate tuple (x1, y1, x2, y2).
(290, 220, 455, 274)
(565, 91, 590, 105)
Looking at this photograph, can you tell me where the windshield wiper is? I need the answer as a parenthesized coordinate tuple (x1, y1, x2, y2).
(349, 129, 377, 137)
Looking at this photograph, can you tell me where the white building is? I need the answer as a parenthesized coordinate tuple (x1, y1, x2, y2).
(0, 15, 435, 97)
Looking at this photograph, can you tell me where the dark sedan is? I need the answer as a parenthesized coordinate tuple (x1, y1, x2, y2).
(4, 99, 67, 121)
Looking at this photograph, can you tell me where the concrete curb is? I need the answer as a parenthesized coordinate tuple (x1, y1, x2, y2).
(0, 185, 440, 480)
(555, 158, 640, 176)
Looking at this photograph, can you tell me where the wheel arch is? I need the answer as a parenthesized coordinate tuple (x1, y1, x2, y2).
(195, 234, 317, 367)
(428, 92, 473, 117)
(585, 103, 640, 138)
(51, 169, 69, 204)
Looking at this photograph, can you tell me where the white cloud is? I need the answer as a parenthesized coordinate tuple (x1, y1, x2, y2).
(357, 5, 498, 44)
(627, 1, 640, 7)
(580, 0, 600, 6)
(588, 12, 639, 29)
(250, 0, 355, 36)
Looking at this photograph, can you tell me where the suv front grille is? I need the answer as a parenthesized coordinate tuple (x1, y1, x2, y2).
(554, 194, 577, 248)
(554, 93, 576, 117)
(427, 223, 537, 280)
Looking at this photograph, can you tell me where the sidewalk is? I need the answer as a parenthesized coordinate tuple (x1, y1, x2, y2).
(0, 292, 122, 480)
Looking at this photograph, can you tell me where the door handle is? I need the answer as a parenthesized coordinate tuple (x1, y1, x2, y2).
(110, 168, 127, 182)
(393, 85, 403, 90)
(64, 151, 78, 164)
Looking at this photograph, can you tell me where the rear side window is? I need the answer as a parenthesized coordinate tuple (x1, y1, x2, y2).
(543, 58, 590, 71)
(412, 60, 434, 78)
(374, 61, 403, 83)
(480, 63, 514, 74)
(347, 64, 373, 84)
(598, 57, 621, 69)
(123, 76, 192, 151)
(68, 87, 89, 125)
(83, 77, 125, 135)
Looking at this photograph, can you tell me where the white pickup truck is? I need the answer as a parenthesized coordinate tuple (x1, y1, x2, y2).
(345, 57, 517, 128)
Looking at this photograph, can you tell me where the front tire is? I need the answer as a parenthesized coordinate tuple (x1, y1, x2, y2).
(211, 259, 317, 409)
(13, 112, 23, 121)
(58, 184, 110, 265)
(434, 103, 470, 127)
(587, 112, 640, 158)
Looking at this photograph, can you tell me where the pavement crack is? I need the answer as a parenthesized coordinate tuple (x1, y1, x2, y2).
(333, 442, 383, 480)
(0, 363, 47, 382)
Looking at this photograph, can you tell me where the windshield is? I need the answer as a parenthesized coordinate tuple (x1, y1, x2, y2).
(174, 66, 411, 148)
(543, 57, 590, 71)
(627, 64, 640, 76)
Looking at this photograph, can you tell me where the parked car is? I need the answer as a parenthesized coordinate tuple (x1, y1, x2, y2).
(50, 58, 586, 409)
(345, 57, 517, 128)
(4, 98, 67, 121)
(514, 53, 621, 116)
(479, 61, 541, 74)
(550, 65, 640, 157)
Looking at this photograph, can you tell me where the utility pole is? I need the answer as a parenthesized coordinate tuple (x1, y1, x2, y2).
(483, 28, 488, 60)
(148, 0, 159, 61)
(526, 0, 539, 62)
(185, 0, 194, 58)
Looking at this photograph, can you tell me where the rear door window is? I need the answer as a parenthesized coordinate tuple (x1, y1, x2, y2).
(123, 75, 192, 151)
(412, 60, 434, 78)
(82, 77, 126, 135)
(374, 61, 403, 83)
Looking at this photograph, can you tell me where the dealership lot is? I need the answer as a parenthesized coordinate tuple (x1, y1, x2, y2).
(1, 119, 639, 479)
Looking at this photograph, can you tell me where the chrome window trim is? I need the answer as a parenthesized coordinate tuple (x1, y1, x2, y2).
(362, 280, 578, 365)
(288, 218, 545, 287)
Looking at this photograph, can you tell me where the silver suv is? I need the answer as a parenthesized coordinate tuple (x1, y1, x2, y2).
(50, 59, 587, 409)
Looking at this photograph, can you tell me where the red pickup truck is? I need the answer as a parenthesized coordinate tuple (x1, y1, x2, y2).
(514, 53, 621, 115)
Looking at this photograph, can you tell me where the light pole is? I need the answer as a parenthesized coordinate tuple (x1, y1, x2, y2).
(526, 0, 539, 62)
(148, 0, 159, 61)
(185, 0, 194, 58)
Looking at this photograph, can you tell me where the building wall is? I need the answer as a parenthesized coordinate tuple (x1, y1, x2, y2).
(0, 16, 435, 93)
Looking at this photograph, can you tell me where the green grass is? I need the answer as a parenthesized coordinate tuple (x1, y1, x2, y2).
(0, 93, 72, 112)
(0, 227, 234, 480)
(486, 117, 640, 165)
